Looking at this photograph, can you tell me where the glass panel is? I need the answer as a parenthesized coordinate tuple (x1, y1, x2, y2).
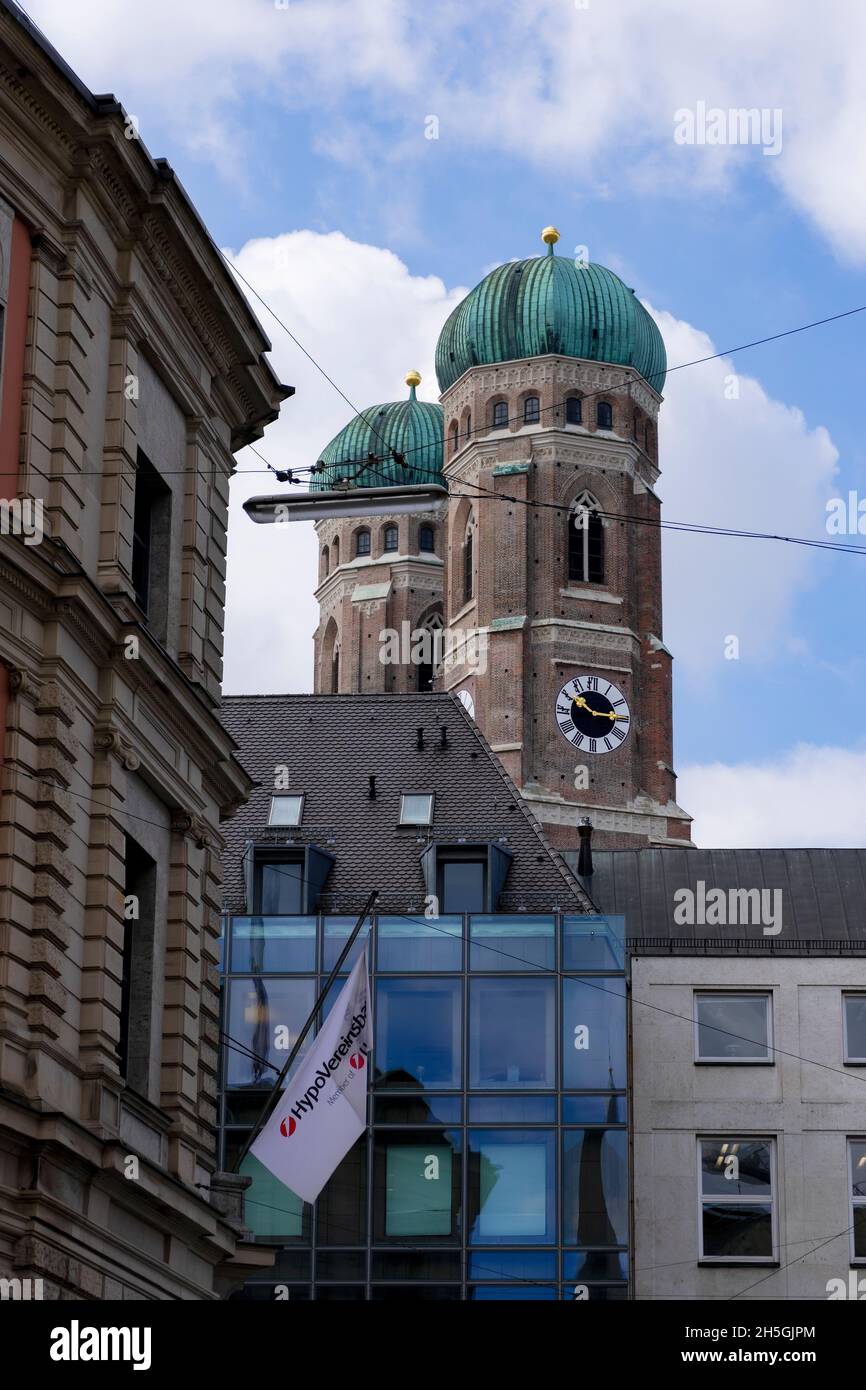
(469, 915, 555, 972)
(239, 1153, 305, 1239)
(258, 859, 303, 915)
(563, 1251, 628, 1280)
(374, 1095, 462, 1125)
(850, 1142, 866, 1198)
(225, 977, 316, 1087)
(469, 1095, 556, 1123)
(700, 1140, 772, 1197)
(316, 1138, 366, 1245)
(373, 1132, 461, 1240)
(562, 1095, 627, 1125)
(854, 1207, 866, 1259)
(315, 1252, 365, 1281)
(845, 997, 866, 1060)
(376, 978, 462, 1089)
(701, 1204, 773, 1259)
(562, 977, 626, 1089)
(400, 794, 433, 826)
(696, 994, 770, 1061)
(467, 1129, 556, 1244)
(223, 1090, 270, 1125)
(371, 1251, 461, 1280)
(371, 1286, 461, 1300)
(441, 859, 485, 913)
(268, 794, 303, 826)
(562, 1129, 628, 1246)
(377, 915, 462, 972)
(468, 1250, 556, 1281)
(230, 916, 317, 974)
(469, 978, 555, 1089)
(563, 915, 625, 971)
(470, 1285, 556, 1300)
(314, 1286, 366, 1300)
(323, 916, 371, 972)
(244, 1249, 311, 1282)
(561, 1283, 627, 1301)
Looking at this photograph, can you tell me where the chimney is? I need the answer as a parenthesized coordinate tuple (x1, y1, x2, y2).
(577, 817, 593, 877)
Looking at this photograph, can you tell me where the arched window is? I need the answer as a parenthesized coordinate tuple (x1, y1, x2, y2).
(417, 612, 443, 692)
(331, 645, 340, 693)
(355, 528, 371, 557)
(419, 524, 435, 553)
(524, 396, 540, 424)
(463, 526, 474, 602)
(322, 544, 330, 576)
(332, 535, 340, 568)
(568, 491, 604, 585)
(384, 524, 398, 552)
(492, 401, 508, 428)
(645, 423, 652, 452)
(596, 401, 613, 430)
(449, 422, 459, 455)
(565, 396, 582, 425)
(633, 413, 639, 440)
(466, 412, 472, 439)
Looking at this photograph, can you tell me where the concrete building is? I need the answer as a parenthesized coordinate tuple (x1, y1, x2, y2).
(591, 847, 866, 1301)
(0, 1, 289, 1297)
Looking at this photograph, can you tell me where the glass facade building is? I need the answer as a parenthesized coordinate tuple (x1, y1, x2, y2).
(218, 911, 628, 1300)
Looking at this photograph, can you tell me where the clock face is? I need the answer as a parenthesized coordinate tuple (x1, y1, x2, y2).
(554, 674, 631, 754)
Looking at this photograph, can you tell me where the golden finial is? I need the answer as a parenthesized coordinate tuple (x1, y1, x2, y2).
(541, 226, 560, 250)
(405, 370, 422, 388)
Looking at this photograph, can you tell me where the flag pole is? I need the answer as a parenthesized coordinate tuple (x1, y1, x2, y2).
(232, 889, 378, 1172)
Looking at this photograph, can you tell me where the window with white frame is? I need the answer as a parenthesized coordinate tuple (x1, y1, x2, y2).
(698, 1138, 775, 1263)
(399, 793, 434, 826)
(843, 995, 866, 1063)
(850, 1140, 866, 1262)
(694, 992, 773, 1062)
(268, 793, 304, 827)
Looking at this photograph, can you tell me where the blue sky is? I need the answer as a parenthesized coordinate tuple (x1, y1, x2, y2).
(26, 0, 866, 845)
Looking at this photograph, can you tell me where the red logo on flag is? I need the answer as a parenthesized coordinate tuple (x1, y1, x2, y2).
(349, 1053, 365, 1070)
(280, 1114, 296, 1138)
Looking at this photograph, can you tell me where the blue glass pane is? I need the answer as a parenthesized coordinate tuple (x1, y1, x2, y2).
(230, 917, 317, 973)
(377, 915, 462, 971)
(563, 915, 625, 971)
(323, 916, 372, 972)
(376, 978, 462, 1088)
(470, 1285, 557, 1300)
(468, 1250, 557, 1281)
(469, 915, 555, 971)
(441, 860, 485, 913)
(374, 1095, 463, 1125)
(562, 1095, 627, 1125)
(469, 1095, 556, 1123)
(563, 1251, 628, 1280)
(562, 1129, 628, 1246)
(259, 860, 302, 915)
(226, 977, 316, 1087)
(468, 1129, 556, 1244)
(562, 977, 627, 1089)
(470, 978, 555, 1088)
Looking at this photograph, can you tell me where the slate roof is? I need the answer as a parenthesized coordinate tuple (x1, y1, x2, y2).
(582, 847, 866, 953)
(220, 692, 591, 914)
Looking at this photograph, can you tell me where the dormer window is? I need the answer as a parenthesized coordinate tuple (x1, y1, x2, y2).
(400, 793, 434, 826)
(524, 396, 540, 424)
(268, 794, 304, 827)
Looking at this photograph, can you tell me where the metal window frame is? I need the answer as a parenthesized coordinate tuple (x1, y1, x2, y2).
(843, 994, 866, 1064)
(268, 793, 305, 827)
(848, 1137, 866, 1266)
(696, 1135, 777, 1264)
(693, 990, 774, 1065)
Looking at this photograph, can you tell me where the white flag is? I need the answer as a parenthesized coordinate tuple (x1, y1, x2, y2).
(250, 947, 371, 1204)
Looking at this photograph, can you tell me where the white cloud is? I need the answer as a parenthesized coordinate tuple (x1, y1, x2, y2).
(24, 0, 866, 258)
(679, 744, 866, 847)
(221, 230, 465, 694)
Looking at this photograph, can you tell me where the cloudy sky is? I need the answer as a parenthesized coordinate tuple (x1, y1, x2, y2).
(25, 0, 866, 847)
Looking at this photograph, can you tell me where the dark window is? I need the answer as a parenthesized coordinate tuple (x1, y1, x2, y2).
(568, 502, 604, 584)
(384, 525, 398, 552)
(463, 529, 473, 602)
(645, 423, 651, 452)
(699, 1139, 775, 1262)
(132, 451, 171, 627)
(120, 836, 157, 1090)
(322, 545, 329, 576)
(449, 423, 458, 455)
(524, 396, 540, 424)
(438, 854, 486, 912)
(355, 529, 371, 557)
(466, 413, 472, 438)
(492, 401, 508, 428)
(255, 854, 303, 915)
(419, 524, 435, 553)
(596, 401, 613, 430)
(565, 397, 582, 425)
(331, 647, 340, 693)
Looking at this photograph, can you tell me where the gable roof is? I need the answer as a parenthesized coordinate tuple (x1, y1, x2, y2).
(220, 692, 591, 914)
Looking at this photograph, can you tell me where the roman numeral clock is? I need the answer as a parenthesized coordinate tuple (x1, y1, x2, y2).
(555, 675, 631, 755)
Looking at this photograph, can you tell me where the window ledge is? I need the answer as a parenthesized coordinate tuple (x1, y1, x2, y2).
(559, 587, 622, 605)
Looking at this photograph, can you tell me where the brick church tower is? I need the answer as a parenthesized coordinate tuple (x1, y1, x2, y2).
(434, 228, 691, 851)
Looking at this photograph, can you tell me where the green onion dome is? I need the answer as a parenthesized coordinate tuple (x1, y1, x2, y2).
(435, 227, 666, 395)
(311, 372, 444, 490)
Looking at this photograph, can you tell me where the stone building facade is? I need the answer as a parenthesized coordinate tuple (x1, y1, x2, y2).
(0, 1, 288, 1297)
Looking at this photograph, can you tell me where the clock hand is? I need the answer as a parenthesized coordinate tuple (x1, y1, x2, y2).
(572, 695, 627, 721)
